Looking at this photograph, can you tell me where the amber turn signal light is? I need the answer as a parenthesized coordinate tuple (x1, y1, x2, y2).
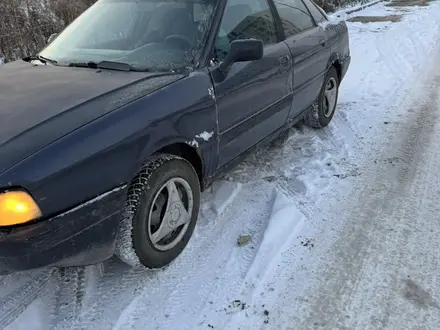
(0, 191, 42, 226)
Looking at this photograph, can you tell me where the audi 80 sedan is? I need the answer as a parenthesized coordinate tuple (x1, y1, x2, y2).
(0, 0, 350, 273)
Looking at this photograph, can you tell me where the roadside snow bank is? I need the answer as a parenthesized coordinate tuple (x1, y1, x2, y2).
(245, 191, 305, 283)
(199, 180, 242, 219)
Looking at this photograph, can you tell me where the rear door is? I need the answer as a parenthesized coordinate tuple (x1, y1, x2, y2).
(272, 0, 330, 119)
(210, 0, 293, 169)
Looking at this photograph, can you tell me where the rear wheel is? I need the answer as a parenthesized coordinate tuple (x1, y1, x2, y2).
(115, 154, 200, 268)
(305, 66, 339, 128)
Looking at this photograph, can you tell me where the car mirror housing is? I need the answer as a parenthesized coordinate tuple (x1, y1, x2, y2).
(218, 39, 264, 73)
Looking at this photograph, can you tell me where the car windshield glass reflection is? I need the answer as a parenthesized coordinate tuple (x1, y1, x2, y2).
(39, 0, 216, 72)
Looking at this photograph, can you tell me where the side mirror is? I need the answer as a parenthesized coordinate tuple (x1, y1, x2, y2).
(219, 39, 263, 72)
(47, 33, 58, 44)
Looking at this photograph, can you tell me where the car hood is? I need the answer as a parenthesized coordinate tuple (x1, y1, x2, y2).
(0, 60, 184, 175)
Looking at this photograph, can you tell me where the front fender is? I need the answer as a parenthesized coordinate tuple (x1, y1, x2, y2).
(135, 70, 217, 180)
(0, 70, 217, 218)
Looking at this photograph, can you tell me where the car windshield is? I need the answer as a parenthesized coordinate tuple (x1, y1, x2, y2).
(39, 0, 216, 72)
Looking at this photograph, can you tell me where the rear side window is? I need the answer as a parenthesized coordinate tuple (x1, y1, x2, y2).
(273, 0, 315, 37)
(303, 0, 327, 23)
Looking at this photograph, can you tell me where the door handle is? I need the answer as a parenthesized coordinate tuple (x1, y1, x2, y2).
(278, 55, 290, 67)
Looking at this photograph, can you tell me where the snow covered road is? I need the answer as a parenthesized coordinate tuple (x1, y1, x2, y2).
(3, 2, 440, 329)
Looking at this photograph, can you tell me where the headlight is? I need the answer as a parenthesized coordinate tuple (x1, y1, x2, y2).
(0, 191, 42, 226)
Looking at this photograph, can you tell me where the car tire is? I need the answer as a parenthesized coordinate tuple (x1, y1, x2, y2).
(305, 66, 339, 128)
(115, 153, 201, 269)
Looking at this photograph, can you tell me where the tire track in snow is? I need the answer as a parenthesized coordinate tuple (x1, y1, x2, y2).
(166, 187, 273, 329)
(339, 13, 438, 320)
(220, 191, 307, 330)
(375, 30, 406, 95)
(0, 272, 43, 300)
(316, 114, 353, 154)
(113, 182, 276, 330)
(375, 6, 435, 92)
(294, 55, 440, 329)
(189, 184, 277, 328)
(270, 127, 348, 216)
(50, 266, 93, 329)
(321, 71, 440, 329)
(371, 112, 439, 328)
(0, 270, 52, 329)
(70, 181, 242, 330)
(254, 15, 440, 326)
(224, 126, 346, 222)
(74, 185, 243, 329)
(72, 260, 156, 330)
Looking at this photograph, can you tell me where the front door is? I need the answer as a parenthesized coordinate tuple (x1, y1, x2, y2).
(273, 0, 330, 119)
(210, 0, 293, 169)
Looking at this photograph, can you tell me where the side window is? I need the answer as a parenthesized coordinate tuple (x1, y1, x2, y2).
(273, 0, 315, 38)
(303, 0, 327, 23)
(214, 0, 278, 61)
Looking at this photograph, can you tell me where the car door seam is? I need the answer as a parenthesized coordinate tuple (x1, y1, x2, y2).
(293, 71, 325, 95)
(219, 92, 294, 135)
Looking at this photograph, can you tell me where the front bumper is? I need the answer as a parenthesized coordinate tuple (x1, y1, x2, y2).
(0, 186, 127, 273)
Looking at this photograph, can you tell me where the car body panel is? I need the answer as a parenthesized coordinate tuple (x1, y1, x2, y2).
(326, 20, 351, 74)
(0, 0, 350, 272)
(0, 71, 216, 218)
(0, 61, 184, 175)
(0, 185, 126, 273)
(283, 26, 330, 119)
(212, 41, 293, 168)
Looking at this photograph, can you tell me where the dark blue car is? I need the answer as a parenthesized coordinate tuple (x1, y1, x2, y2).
(0, 0, 350, 273)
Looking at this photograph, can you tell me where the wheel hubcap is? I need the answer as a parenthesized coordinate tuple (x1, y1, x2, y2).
(148, 177, 193, 252)
(323, 77, 338, 118)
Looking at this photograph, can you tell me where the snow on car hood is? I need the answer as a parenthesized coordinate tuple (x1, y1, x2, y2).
(0, 60, 184, 175)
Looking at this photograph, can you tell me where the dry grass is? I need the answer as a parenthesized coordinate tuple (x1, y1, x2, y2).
(347, 15, 403, 23)
(386, 0, 431, 7)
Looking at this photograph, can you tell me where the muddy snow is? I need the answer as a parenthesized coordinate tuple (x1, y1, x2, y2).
(3, 2, 440, 329)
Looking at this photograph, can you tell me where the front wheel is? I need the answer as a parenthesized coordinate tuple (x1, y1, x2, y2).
(115, 154, 201, 269)
(305, 66, 339, 128)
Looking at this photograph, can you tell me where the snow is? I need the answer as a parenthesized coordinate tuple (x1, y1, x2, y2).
(189, 131, 215, 147)
(188, 139, 199, 147)
(241, 191, 305, 284)
(199, 180, 242, 217)
(208, 87, 216, 100)
(195, 131, 214, 141)
(319, 11, 346, 29)
(3, 1, 440, 329)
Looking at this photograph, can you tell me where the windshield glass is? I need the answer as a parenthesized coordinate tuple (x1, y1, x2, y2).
(39, 0, 216, 72)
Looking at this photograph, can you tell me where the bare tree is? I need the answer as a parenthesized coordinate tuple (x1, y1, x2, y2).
(0, 0, 96, 63)
(48, 0, 96, 27)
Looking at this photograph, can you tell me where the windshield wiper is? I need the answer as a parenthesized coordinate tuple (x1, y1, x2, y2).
(23, 54, 58, 65)
(68, 60, 136, 72)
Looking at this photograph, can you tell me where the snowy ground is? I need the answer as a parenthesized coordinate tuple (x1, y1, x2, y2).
(3, 1, 440, 329)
